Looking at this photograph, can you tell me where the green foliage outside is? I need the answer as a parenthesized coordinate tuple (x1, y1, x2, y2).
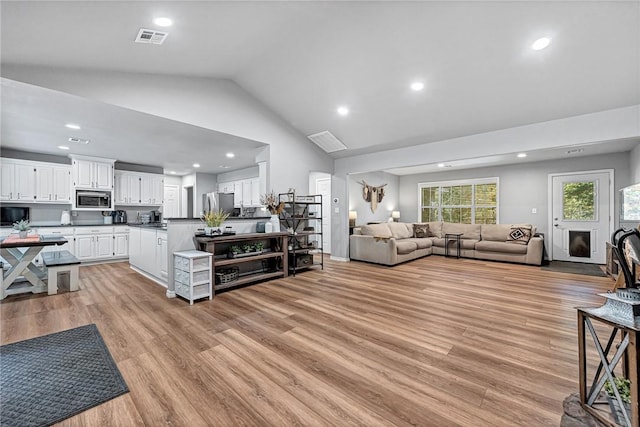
(604, 377, 631, 403)
(420, 183, 497, 224)
(622, 184, 640, 221)
(562, 182, 595, 220)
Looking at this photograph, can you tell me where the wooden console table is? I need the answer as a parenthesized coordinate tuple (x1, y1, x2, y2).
(195, 232, 288, 293)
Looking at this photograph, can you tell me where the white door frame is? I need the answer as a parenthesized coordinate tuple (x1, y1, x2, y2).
(547, 169, 614, 261)
(314, 175, 331, 255)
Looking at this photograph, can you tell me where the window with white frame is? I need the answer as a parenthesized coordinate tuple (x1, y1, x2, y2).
(419, 178, 499, 224)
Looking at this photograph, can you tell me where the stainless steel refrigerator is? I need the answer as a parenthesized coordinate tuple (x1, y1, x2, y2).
(202, 192, 235, 214)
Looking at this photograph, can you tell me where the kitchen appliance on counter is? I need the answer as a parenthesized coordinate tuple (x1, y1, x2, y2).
(150, 210, 162, 223)
(74, 190, 112, 210)
(1, 207, 30, 227)
(60, 210, 71, 225)
(112, 210, 127, 224)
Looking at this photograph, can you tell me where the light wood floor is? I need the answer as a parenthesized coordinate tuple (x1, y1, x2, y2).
(1, 257, 612, 426)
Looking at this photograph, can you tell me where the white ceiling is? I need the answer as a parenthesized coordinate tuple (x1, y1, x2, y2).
(1, 1, 639, 169)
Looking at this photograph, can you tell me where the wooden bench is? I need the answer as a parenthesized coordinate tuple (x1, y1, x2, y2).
(42, 251, 81, 295)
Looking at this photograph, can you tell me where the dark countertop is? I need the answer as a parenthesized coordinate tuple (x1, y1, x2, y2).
(165, 216, 271, 221)
(6, 223, 131, 228)
(127, 223, 167, 229)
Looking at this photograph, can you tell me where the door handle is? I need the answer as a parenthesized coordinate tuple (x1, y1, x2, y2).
(554, 224, 559, 227)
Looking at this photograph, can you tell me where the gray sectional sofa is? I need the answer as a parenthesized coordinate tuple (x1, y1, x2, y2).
(349, 221, 544, 266)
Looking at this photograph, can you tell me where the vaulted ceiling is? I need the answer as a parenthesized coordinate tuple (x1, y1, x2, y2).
(1, 1, 639, 169)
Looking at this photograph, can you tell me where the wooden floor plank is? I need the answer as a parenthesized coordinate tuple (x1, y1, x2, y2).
(0, 257, 613, 426)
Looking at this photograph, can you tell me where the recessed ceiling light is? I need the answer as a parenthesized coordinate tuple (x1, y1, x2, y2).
(517, 153, 527, 158)
(65, 123, 81, 130)
(193, 163, 200, 168)
(170, 171, 176, 175)
(531, 37, 551, 51)
(226, 152, 235, 158)
(337, 106, 349, 116)
(218, 165, 230, 169)
(410, 82, 425, 91)
(437, 163, 445, 168)
(57, 145, 70, 150)
(153, 17, 173, 27)
(68, 137, 89, 144)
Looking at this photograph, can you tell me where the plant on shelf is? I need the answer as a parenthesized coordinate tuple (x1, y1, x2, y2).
(13, 219, 31, 238)
(241, 244, 253, 253)
(260, 191, 284, 215)
(605, 377, 631, 403)
(254, 242, 264, 252)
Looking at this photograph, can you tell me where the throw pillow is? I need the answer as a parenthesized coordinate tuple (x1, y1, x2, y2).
(506, 226, 532, 245)
(413, 223, 430, 238)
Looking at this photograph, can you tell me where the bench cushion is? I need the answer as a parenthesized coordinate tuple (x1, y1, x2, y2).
(42, 251, 81, 266)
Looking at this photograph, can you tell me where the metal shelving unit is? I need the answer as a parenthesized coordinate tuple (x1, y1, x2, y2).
(278, 193, 323, 276)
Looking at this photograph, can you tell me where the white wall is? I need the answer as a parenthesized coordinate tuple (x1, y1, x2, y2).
(349, 172, 400, 225)
(217, 166, 259, 183)
(631, 143, 640, 184)
(2, 65, 334, 193)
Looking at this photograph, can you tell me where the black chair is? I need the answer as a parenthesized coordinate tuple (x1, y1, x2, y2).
(612, 227, 640, 288)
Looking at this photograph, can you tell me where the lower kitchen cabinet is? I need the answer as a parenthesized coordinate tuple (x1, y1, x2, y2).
(128, 226, 167, 284)
(114, 233, 129, 257)
(75, 234, 113, 261)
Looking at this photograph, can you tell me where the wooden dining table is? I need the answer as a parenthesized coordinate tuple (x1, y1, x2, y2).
(1, 234, 68, 300)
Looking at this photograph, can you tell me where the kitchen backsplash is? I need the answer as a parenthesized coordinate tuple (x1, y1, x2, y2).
(9, 205, 161, 226)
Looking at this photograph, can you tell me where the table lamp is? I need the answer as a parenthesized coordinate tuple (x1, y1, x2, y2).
(349, 211, 357, 227)
(391, 211, 400, 222)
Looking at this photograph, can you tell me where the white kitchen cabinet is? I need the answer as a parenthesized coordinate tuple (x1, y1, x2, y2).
(0, 159, 36, 202)
(71, 157, 114, 190)
(129, 227, 141, 266)
(233, 182, 243, 207)
(114, 231, 129, 258)
(35, 164, 72, 203)
(115, 171, 162, 206)
(158, 231, 168, 279)
(241, 178, 261, 206)
(75, 227, 114, 261)
(139, 228, 157, 273)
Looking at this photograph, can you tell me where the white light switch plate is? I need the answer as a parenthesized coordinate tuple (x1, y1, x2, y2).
(531, 208, 537, 214)
(334, 207, 339, 213)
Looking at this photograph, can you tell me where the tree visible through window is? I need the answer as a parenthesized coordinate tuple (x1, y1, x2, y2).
(562, 181, 596, 221)
(419, 179, 498, 224)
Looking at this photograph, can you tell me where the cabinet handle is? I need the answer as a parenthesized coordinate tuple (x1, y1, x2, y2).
(55, 194, 58, 200)
(49, 194, 52, 200)
(158, 238, 161, 245)
(17, 193, 20, 198)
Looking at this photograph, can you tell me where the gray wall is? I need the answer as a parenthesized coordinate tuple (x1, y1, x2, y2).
(0, 148, 70, 164)
(631, 143, 640, 184)
(349, 171, 400, 225)
(399, 152, 631, 242)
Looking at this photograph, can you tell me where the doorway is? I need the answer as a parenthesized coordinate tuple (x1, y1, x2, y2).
(164, 184, 181, 218)
(549, 170, 613, 264)
(314, 175, 331, 255)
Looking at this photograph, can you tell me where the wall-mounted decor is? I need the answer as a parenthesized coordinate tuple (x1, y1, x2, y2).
(359, 180, 387, 213)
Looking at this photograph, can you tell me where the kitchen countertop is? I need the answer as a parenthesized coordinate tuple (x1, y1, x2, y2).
(165, 216, 271, 221)
(1, 223, 131, 228)
(127, 223, 167, 229)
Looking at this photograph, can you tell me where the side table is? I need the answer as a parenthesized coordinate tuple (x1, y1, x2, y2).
(445, 233, 463, 258)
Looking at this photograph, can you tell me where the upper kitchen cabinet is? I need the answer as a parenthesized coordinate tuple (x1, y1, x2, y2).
(35, 164, 71, 203)
(115, 170, 163, 206)
(71, 155, 115, 190)
(0, 158, 36, 202)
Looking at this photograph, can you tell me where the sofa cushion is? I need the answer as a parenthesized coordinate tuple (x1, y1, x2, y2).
(480, 224, 512, 242)
(413, 223, 430, 238)
(396, 240, 418, 254)
(476, 240, 528, 254)
(442, 223, 481, 240)
(426, 222, 443, 238)
(388, 222, 413, 239)
(507, 225, 532, 245)
(404, 238, 433, 249)
(360, 223, 392, 237)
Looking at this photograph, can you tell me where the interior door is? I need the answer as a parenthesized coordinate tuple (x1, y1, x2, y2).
(315, 177, 331, 254)
(163, 184, 181, 218)
(551, 171, 611, 264)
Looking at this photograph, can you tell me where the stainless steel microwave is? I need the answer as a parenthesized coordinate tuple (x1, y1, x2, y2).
(75, 190, 112, 210)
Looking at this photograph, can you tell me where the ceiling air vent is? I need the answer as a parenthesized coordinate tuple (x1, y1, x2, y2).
(566, 148, 585, 155)
(307, 131, 347, 153)
(134, 28, 168, 45)
(68, 137, 90, 145)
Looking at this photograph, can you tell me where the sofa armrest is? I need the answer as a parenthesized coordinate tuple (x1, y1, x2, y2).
(349, 234, 398, 265)
(525, 236, 544, 265)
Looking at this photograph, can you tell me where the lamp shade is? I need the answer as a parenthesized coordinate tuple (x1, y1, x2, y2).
(391, 211, 400, 219)
(349, 211, 357, 227)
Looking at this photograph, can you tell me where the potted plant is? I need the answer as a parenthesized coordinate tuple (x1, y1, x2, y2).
(254, 242, 264, 253)
(13, 219, 31, 238)
(241, 244, 253, 253)
(605, 376, 631, 424)
(201, 209, 230, 235)
(229, 245, 242, 258)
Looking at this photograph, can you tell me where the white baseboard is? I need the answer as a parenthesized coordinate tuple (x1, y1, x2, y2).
(330, 256, 350, 262)
(129, 265, 168, 288)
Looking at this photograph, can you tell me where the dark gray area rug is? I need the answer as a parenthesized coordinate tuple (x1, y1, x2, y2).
(541, 261, 607, 277)
(0, 324, 129, 427)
